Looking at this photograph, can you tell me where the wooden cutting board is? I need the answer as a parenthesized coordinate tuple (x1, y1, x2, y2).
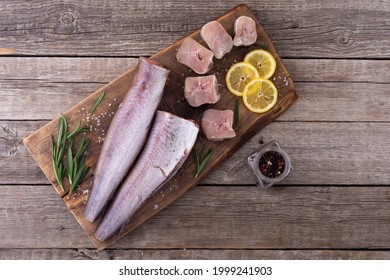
(23, 4, 297, 250)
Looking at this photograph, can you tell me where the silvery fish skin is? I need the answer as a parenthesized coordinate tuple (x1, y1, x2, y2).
(95, 111, 199, 241)
(84, 58, 170, 222)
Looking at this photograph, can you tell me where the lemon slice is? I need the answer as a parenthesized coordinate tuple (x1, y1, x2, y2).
(243, 78, 278, 113)
(244, 49, 276, 79)
(225, 62, 259, 96)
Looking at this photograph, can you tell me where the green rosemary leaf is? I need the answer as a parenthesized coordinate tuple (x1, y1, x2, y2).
(75, 137, 89, 161)
(67, 141, 73, 185)
(71, 166, 90, 193)
(67, 122, 89, 139)
(234, 99, 239, 128)
(52, 157, 61, 190)
(51, 135, 56, 161)
(200, 144, 206, 161)
(254, 43, 269, 51)
(90, 92, 105, 114)
(73, 159, 78, 182)
(56, 117, 64, 150)
(59, 115, 68, 148)
(70, 164, 89, 193)
(57, 142, 65, 164)
(195, 149, 214, 179)
(193, 148, 200, 171)
(59, 164, 65, 187)
(81, 167, 90, 181)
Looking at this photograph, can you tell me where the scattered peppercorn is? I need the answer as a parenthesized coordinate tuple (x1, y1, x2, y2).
(259, 151, 285, 178)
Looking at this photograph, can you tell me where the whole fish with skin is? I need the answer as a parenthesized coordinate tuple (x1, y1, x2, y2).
(95, 111, 199, 241)
(84, 58, 170, 223)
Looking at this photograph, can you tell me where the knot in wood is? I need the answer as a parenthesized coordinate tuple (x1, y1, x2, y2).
(61, 12, 74, 25)
(338, 33, 350, 45)
(290, 22, 299, 29)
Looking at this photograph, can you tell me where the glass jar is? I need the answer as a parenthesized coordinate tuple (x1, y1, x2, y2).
(247, 140, 292, 189)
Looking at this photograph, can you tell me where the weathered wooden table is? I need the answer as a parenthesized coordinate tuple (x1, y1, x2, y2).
(1, 0, 390, 260)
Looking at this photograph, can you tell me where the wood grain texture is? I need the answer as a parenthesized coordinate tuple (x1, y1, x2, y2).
(0, 0, 389, 58)
(2, 248, 390, 260)
(0, 121, 46, 184)
(3, 121, 390, 185)
(2, 57, 389, 83)
(1, 58, 389, 121)
(2, 81, 389, 122)
(1, 185, 390, 249)
(2, 0, 390, 260)
(23, 5, 297, 250)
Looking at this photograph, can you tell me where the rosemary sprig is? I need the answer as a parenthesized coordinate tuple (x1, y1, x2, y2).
(67, 121, 89, 139)
(67, 135, 90, 193)
(90, 91, 105, 114)
(51, 115, 90, 193)
(193, 144, 214, 178)
(234, 99, 239, 128)
(51, 115, 68, 191)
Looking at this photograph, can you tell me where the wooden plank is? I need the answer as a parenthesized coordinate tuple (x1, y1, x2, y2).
(2, 57, 389, 83)
(206, 121, 390, 185)
(0, 121, 46, 184)
(23, 5, 297, 250)
(2, 81, 389, 122)
(2, 248, 390, 260)
(0, 57, 138, 83)
(3, 121, 390, 185)
(1, 58, 389, 121)
(1, 185, 390, 249)
(0, 1, 389, 58)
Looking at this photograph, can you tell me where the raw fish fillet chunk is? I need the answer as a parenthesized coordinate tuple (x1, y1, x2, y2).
(95, 111, 199, 241)
(184, 75, 220, 107)
(201, 109, 236, 141)
(233, 16, 257, 46)
(201, 21, 233, 59)
(176, 37, 214, 74)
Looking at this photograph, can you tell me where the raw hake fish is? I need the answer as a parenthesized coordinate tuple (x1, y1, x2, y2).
(184, 75, 220, 107)
(95, 111, 199, 241)
(176, 37, 214, 74)
(233, 16, 257, 46)
(84, 58, 169, 223)
(201, 21, 233, 59)
(201, 109, 236, 141)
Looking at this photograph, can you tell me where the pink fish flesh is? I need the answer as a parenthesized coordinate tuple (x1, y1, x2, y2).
(84, 58, 169, 222)
(184, 75, 220, 107)
(201, 21, 233, 59)
(201, 109, 236, 141)
(176, 37, 214, 74)
(95, 111, 199, 241)
(233, 16, 257, 46)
